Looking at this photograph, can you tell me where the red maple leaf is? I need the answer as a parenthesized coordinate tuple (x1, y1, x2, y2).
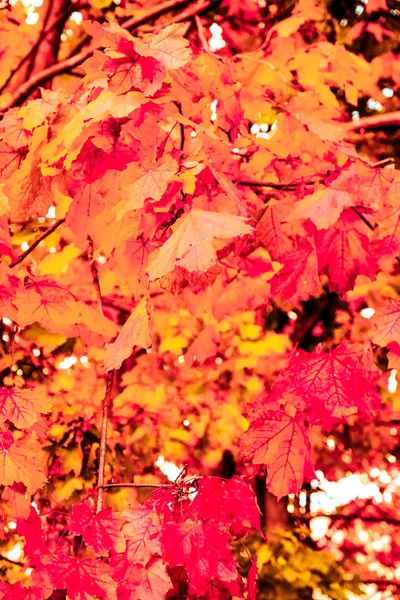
(190, 476, 261, 536)
(121, 504, 163, 564)
(316, 209, 376, 293)
(71, 503, 123, 556)
(38, 553, 118, 600)
(162, 519, 234, 596)
(270, 238, 320, 303)
(240, 403, 313, 498)
(111, 556, 172, 600)
(271, 342, 381, 426)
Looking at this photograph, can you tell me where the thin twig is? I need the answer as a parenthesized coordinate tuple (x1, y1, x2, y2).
(96, 370, 115, 513)
(352, 208, 375, 231)
(194, 14, 209, 50)
(101, 482, 172, 489)
(87, 236, 103, 313)
(235, 180, 318, 190)
(173, 101, 185, 152)
(10, 218, 65, 268)
(87, 236, 116, 514)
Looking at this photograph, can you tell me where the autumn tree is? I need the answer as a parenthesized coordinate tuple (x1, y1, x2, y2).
(0, 0, 400, 598)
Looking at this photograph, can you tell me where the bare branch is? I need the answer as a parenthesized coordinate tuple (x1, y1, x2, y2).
(235, 179, 319, 190)
(96, 370, 115, 513)
(0, 0, 205, 111)
(0, 3, 80, 94)
(101, 482, 172, 489)
(10, 218, 65, 268)
(87, 236, 103, 313)
(346, 111, 400, 131)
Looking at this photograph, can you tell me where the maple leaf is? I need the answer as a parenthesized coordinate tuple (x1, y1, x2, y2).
(145, 24, 192, 70)
(271, 342, 380, 426)
(256, 198, 297, 261)
(0, 435, 47, 492)
(289, 187, 357, 229)
(114, 157, 178, 220)
(241, 403, 313, 498)
(0, 582, 44, 600)
(0, 386, 51, 429)
(270, 238, 320, 303)
(370, 302, 400, 347)
(2, 483, 31, 518)
(113, 557, 173, 600)
(121, 505, 163, 564)
(14, 278, 117, 346)
(17, 507, 48, 556)
(148, 210, 252, 280)
(71, 504, 123, 556)
(190, 476, 261, 536)
(38, 553, 118, 600)
(316, 209, 376, 293)
(104, 297, 151, 372)
(162, 519, 235, 596)
(0, 141, 26, 179)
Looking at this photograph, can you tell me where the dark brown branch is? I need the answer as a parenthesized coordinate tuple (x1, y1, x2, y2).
(96, 370, 115, 513)
(101, 482, 172, 489)
(235, 180, 318, 190)
(0, 3, 78, 94)
(345, 111, 400, 131)
(0, 0, 204, 111)
(0, 555, 24, 567)
(10, 218, 65, 268)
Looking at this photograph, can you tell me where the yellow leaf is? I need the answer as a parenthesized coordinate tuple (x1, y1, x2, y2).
(240, 323, 261, 340)
(245, 376, 264, 393)
(52, 477, 84, 503)
(274, 15, 306, 37)
(58, 446, 83, 477)
(92, 0, 113, 8)
(38, 244, 81, 275)
(104, 297, 151, 371)
(159, 335, 188, 354)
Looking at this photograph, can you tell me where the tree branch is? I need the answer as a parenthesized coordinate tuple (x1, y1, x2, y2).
(10, 218, 65, 268)
(96, 370, 115, 514)
(101, 482, 172, 489)
(87, 236, 103, 313)
(345, 111, 400, 131)
(0, 0, 207, 111)
(235, 179, 319, 190)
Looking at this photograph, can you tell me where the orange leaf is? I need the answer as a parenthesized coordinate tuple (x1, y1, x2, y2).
(148, 210, 252, 280)
(104, 297, 151, 371)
